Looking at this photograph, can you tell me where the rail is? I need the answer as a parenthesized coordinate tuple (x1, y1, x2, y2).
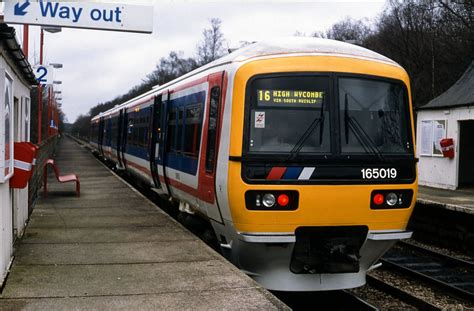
(381, 240, 474, 301)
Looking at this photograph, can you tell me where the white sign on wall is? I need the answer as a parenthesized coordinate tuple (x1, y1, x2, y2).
(4, 1, 153, 34)
(420, 119, 447, 156)
(420, 120, 433, 156)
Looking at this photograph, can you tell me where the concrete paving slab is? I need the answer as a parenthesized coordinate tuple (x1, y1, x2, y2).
(32, 206, 160, 217)
(27, 214, 172, 228)
(2, 260, 254, 298)
(14, 240, 219, 265)
(21, 226, 191, 244)
(33, 198, 155, 210)
(0, 288, 288, 311)
(43, 191, 141, 201)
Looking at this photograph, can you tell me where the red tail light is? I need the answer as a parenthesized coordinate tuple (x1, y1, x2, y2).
(277, 194, 290, 207)
(373, 194, 384, 205)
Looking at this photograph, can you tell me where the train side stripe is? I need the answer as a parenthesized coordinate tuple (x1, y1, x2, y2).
(267, 167, 287, 180)
(298, 167, 315, 180)
(283, 167, 303, 179)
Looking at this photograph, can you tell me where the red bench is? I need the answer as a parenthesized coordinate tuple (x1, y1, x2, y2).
(43, 159, 80, 197)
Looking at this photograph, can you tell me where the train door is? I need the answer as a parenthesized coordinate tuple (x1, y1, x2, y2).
(149, 95, 162, 188)
(98, 116, 104, 157)
(116, 109, 125, 169)
(199, 72, 225, 222)
(121, 110, 128, 169)
(159, 91, 171, 196)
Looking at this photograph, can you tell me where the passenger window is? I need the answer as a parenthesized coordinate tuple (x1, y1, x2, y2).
(167, 108, 177, 152)
(205, 87, 220, 172)
(176, 108, 184, 153)
(183, 104, 203, 158)
(127, 117, 134, 145)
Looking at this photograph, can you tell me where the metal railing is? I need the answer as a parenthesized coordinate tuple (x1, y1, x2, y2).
(28, 135, 59, 214)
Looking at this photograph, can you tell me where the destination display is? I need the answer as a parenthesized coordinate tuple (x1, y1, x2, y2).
(257, 89, 324, 106)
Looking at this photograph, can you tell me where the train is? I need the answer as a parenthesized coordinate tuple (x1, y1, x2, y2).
(89, 37, 418, 291)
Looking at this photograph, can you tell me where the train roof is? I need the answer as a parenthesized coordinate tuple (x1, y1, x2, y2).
(91, 37, 400, 120)
(211, 37, 398, 67)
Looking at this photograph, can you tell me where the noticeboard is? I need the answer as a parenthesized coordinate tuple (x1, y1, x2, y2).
(420, 119, 446, 157)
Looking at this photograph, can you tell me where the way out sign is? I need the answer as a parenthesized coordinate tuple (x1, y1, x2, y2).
(4, 1, 153, 34)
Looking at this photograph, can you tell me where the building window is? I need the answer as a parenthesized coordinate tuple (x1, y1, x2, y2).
(1, 72, 14, 182)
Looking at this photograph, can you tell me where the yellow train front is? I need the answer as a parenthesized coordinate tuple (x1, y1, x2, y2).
(212, 38, 417, 291)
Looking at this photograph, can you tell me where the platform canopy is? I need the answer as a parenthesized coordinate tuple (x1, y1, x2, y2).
(0, 23, 37, 86)
(419, 61, 474, 110)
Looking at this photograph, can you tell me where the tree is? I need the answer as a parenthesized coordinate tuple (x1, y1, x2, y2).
(325, 17, 372, 44)
(365, 0, 473, 107)
(197, 18, 226, 65)
(145, 51, 198, 86)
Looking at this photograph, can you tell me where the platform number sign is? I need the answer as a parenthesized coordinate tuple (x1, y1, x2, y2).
(34, 65, 53, 85)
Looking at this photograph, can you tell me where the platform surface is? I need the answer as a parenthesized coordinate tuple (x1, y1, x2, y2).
(418, 185, 474, 214)
(0, 137, 287, 310)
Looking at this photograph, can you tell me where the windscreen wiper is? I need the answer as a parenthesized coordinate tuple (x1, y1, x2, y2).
(344, 93, 386, 162)
(287, 95, 325, 159)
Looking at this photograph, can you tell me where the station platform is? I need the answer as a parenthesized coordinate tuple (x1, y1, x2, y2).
(0, 138, 287, 310)
(417, 185, 474, 214)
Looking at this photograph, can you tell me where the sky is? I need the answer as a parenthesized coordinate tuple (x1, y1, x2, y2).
(7, 0, 387, 123)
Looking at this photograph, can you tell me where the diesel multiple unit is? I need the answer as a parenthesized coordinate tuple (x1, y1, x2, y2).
(90, 38, 418, 291)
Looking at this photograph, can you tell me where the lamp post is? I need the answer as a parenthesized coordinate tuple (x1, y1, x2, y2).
(47, 63, 62, 138)
(37, 26, 62, 143)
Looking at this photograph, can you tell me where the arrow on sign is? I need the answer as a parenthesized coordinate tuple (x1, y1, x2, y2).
(14, 0, 30, 16)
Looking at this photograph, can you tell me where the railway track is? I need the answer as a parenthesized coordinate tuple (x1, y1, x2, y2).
(366, 274, 440, 310)
(272, 290, 378, 310)
(381, 240, 474, 302)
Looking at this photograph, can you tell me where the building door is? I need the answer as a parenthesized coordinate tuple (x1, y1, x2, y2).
(458, 120, 474, 187)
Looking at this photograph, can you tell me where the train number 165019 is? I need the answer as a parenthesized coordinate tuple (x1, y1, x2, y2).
(361, 168, 397, 179)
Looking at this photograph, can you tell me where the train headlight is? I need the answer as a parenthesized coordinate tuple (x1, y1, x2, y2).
(262, 193, 276, 208)
(386, 193, 398, 206)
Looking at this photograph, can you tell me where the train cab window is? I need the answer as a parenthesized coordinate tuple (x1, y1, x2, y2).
(205, 87, 220, 172)
(339, 78, 411, 155)
(247, 75, 331, 154)
(183, 104, 203, 158)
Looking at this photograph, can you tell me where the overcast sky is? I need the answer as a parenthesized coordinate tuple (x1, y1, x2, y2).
(9, 0, 387, 122)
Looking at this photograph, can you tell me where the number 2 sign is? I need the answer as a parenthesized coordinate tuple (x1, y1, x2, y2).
(33, 65, 53, 85)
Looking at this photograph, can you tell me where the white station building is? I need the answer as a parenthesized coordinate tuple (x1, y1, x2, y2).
(416, 62, 474, 190)
(0, 23, 37, 285)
